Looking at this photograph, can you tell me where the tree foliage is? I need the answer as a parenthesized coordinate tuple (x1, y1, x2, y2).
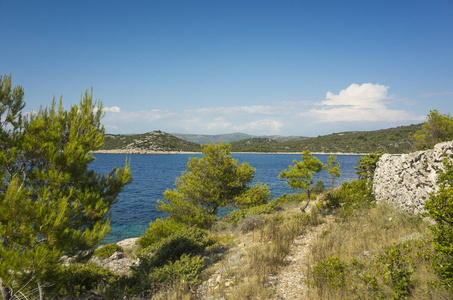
(323, 155, 341, 191)
(355, 151, 385, 181)
(413, 110, 453, 150)
(278, 150, 323, 203)
(0, 74, 131, 299)
(425, 158, 453, 288)
(157, 143, 270, 228)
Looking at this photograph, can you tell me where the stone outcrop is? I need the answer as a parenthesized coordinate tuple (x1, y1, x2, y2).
(373, 141, 453, 214)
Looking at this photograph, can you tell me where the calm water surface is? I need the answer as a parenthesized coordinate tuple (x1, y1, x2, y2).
(91, 153, 361, 243)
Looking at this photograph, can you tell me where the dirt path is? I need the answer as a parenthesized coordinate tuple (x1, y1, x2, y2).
(274, 216, 333, 299)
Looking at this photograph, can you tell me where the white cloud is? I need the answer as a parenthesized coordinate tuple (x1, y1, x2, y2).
(100, 83, 424, 135)
(104, 106, 121, 113)
(232, 119, 284, 135)
(322, 83, 389, 109)
(207, 117, 231, 130)
(308, 83, 423, 123)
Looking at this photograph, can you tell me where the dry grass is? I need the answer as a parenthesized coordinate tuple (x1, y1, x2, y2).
(200, 202, 324, 299)
(146, 189, 451, 300)
(305, 201, 452, 299)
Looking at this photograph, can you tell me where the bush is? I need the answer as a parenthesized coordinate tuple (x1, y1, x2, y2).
(310, 256, 347, 292)
(136, 227, 209, 271)
(269, 192, 306, 209)
(148, 253, 205, 287)
(234, 183, 272, 209)
(57, 263, 115, 297)
(355, 151, 385, 181)
(323, 179, 375, 213)
(228, 204, 274, 226)
(311, 179, 325, 194)
(376, 242, 417, 299)
(425, 158, 453, 288)
(138, 218, 186, 248)
(131, 227, 210, 296)
(228, 209, 248, 225)
(94, 243, 123, 259)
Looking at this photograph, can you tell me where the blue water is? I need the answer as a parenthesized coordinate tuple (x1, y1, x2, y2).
(90, 153, 361, 243)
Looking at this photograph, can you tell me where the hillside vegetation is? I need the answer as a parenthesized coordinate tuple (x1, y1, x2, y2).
(101, 124, 422, 154)
(171, 132, 254, 144)
(231, 124, 422, 154)
(101, 131, 201, 152)
(174, 132, 308, 145)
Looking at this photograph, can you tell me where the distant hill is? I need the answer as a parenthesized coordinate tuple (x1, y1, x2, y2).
(101, 131, 201, 152)
(230, 136, 310, 152)
(100, 124, 422, 154)
(173, 133, 308, 145)
(230, 124, 422, 154)
(171, 132, 254, 144)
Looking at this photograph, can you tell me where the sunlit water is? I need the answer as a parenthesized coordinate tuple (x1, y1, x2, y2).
(90, 153, 361, 243)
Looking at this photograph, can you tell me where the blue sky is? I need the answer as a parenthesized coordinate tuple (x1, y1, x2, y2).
(1, 0, 452, 136)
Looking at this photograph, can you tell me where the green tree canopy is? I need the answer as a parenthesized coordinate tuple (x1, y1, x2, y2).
(413, 110, 453, 150)
(0, 74, 132, 300)
(354, 150, 385, 182)
(278, 150, 323, 208)
(323, 155, 341, 191)
(157, 143, 270, 228)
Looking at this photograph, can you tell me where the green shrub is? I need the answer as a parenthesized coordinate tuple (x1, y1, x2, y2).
(228, 204, 274, 226)
(311, 179, 325, 194)
(355, 151, 385, 181)
(131, 227, 210, 296)
(136, 227, 209, 271)
(57, 263, 115, 297)
(148, 253, 205, 287)
(234, 183, 272, 209)
(425, 158, 453, 288)
(94, 243, 123, 259)
(228, 209, 248, 226)
(310, 256, 347, 291)
(376, 242, 417, 299)
(323, 179, 375, 213)
(270, 192, 306, 209)
(138, 218, 186, 248)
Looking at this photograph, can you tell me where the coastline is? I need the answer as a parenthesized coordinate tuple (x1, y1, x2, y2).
(93, 150, 368, 156)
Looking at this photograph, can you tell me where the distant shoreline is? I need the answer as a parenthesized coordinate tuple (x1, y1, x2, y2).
(92, 150, 368, 156)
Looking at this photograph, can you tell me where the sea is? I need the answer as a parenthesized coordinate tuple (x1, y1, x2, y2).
(90, 153, 362, 243)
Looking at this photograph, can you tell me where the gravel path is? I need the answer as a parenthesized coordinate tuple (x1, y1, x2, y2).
(275, 216, 333, 299)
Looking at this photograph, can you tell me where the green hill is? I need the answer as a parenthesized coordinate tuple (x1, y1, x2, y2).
(172, 132, 255, 144)
(231, 124, 422, 154)
(100, 124, 423, 154)
(101, 131, 201, 152)
(172, 132, 308, 145)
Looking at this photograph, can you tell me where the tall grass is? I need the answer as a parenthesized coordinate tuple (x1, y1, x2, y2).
(202, 202, 323, 299)
(306, 193, 451, 299)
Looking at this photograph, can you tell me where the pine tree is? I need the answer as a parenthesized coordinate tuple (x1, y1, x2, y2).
(278, 150, 323, 211)
(323, 155, 341, 191)
(157, 143, 270, 228)
(413, 110, 453, 150)
(0, 74, 132, 299)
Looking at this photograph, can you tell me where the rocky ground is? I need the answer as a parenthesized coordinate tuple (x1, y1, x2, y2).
(90, 238, 140, 275)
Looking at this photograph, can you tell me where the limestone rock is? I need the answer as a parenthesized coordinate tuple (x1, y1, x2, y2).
(373, 140, 453, 214)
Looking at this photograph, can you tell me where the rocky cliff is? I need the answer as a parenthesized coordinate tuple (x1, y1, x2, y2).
(373, 141, 453, 214)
